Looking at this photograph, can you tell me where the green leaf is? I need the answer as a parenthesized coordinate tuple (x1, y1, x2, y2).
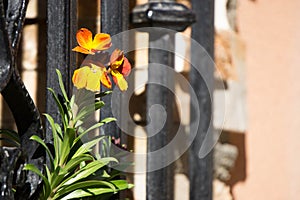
(59, 187, 114, 200)
(110, 180, 134, 190)
(69, 95, 76, 119)
(60, 128, 76, 166)
(56, 69, 69, 103)
(95, 100, 105, 110)
(61, 160, 111, 186)
(45, 165, 52, 183)
(0, 138, 20, 147)
(30, 135, 54, 169)
(74, 101, 105, 123)
(98, 157, 119, 164)
(0, 129, 20, 146)
(50, 166, 68, 190)
(54, 180, 117, 199)
(23, 164, 51, 198)
(128, 184, 134, 189)
(69, 95, 75, 109)
(71, 136, 105, 159)
(63, 155, 94, 172)
(54, 123, 63, 140)
(67, 139, 83, 161)
(98, 137, 111, 158)
(100, 117, 116, 124)
(95, 91, 112, 98)
(47, 88, 67, 128)
(74, 120, 83, 129)
(74, 118, 116, 144)
(43, 114, 61, 167)
(94, 169, 111, 179)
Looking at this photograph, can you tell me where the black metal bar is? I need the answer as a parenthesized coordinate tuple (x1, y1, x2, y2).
(100, 1, 129, 199)
(146, 32, 175, 200)
(0, 147, 21, 199)
(131, 1, 195, 32)
(131, 1, 195, 199)
(0, 0, 44, 198)
(100, 0, 129, 140)
(189, 0, 214, 199)
(46, 0, 77, 142)
(5, 0, 27, 54)
(0, 0, 12, 91)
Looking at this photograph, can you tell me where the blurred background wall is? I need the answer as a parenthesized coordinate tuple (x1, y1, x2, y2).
(232, 0, 300, 199)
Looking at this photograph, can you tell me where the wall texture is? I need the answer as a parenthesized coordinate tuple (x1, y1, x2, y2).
(234, 0, 300, 199)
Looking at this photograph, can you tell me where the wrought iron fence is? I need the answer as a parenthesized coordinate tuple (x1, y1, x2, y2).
(0, 0, 214, 199)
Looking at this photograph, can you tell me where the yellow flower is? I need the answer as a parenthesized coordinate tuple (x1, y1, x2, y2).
(72, 28, 111, 55)
(72, 64, 112, 92)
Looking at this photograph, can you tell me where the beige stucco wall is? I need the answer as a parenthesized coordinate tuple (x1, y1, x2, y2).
(233, 0, 300, 199)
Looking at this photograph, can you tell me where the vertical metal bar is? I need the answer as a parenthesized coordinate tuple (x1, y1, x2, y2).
(131, 1, 195, 199)
(146, 32, 175, 200)
(100, 1, 129, 199)
(46, 0, 77, 141)
(100, 0, 128, 140)
(189, 0, 214, 199)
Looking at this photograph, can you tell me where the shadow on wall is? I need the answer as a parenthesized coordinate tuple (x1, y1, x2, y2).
(221, 131, 247, 198)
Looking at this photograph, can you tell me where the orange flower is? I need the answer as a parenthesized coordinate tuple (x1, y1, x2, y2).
(72, 64, 112, 92)
(109, 49, 131, 91)
(72, 28, 112, 55)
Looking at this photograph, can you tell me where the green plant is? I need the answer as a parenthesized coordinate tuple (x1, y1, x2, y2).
(22, 28, 133, 200)
(0, 129, 20, 147)
(23, 69, 132, 200)
(0, 28, 133, 199)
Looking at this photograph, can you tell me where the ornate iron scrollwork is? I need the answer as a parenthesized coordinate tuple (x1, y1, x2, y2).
(0, 0, 44, 199)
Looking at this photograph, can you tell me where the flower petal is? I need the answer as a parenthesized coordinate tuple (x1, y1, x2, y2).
(90, 64, 112, 89)
(72, 46, 93, 55)
(111, 70, 128, 91)
(92, 33, 112, 51)
(119, 57, 131, 77)
(86, 66, 102, 92)
(110, 49, 124, 69)
(76, 28, 93, 51)
(72, 66, 90, 89)
(101, 71, 112, 89)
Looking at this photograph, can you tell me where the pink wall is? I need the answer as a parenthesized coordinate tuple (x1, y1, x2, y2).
(234, 0, 300, 199)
